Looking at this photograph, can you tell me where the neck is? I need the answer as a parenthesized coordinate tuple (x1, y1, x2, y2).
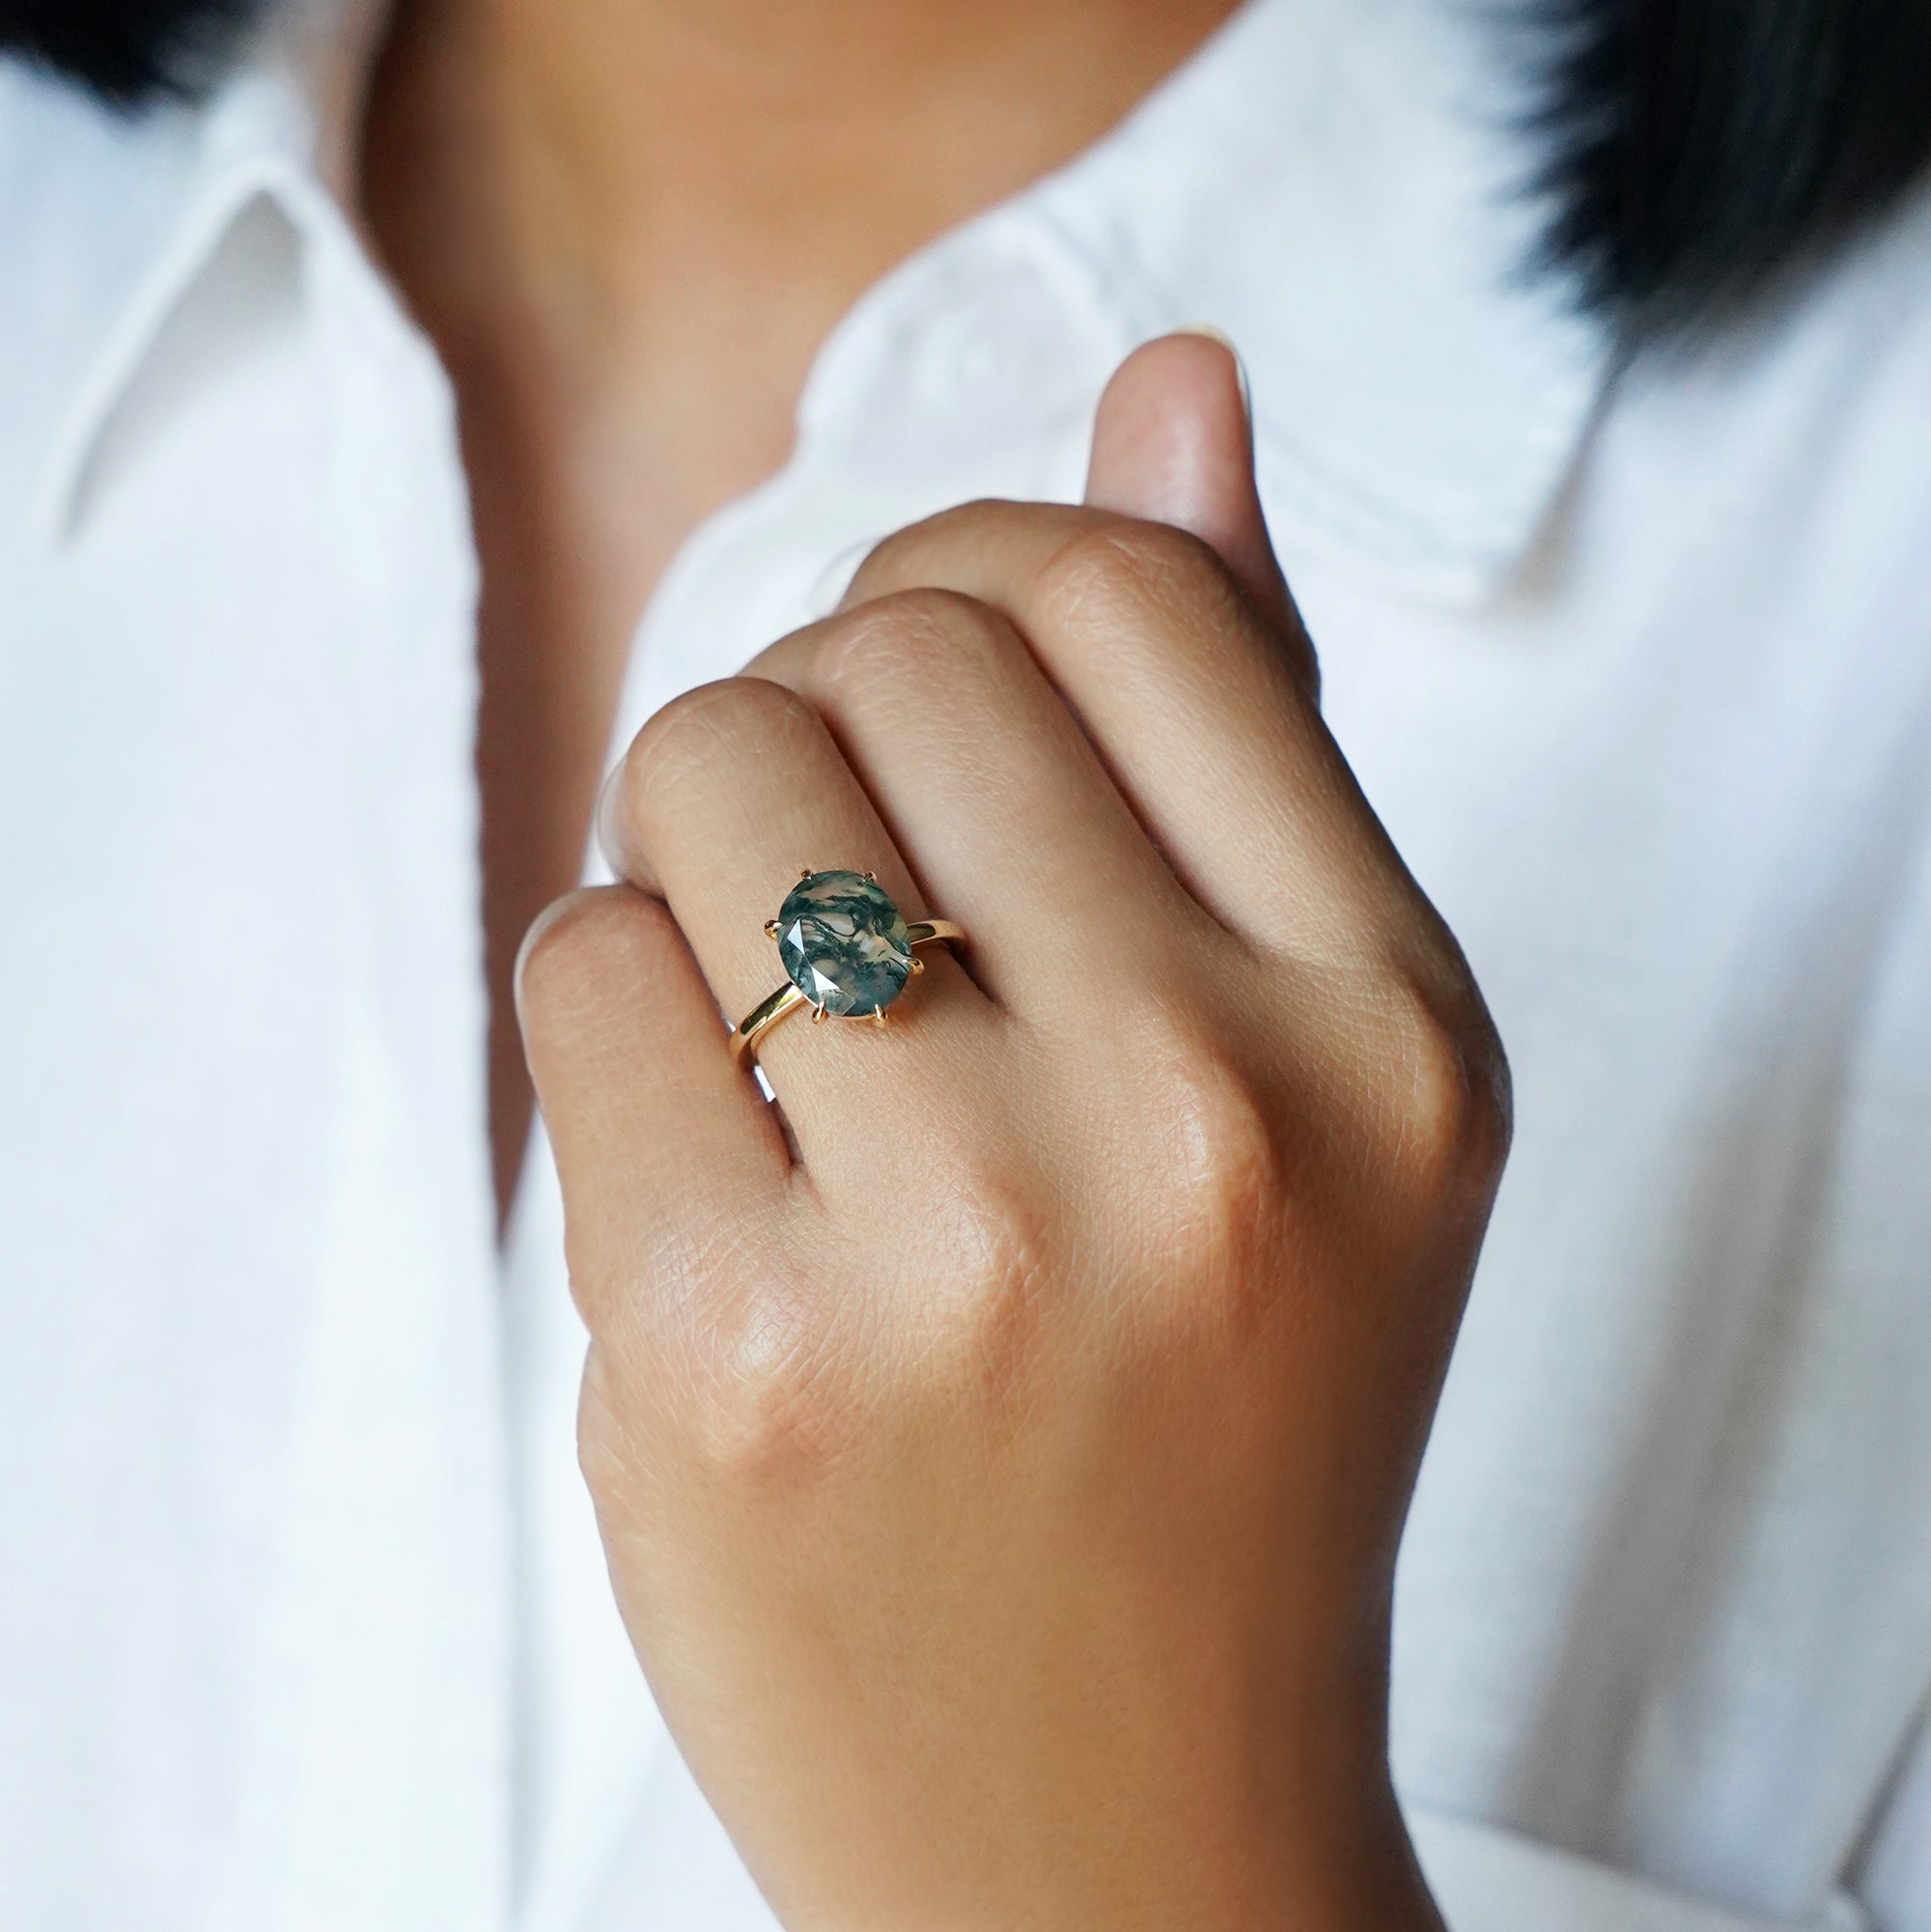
(357, 0, 1243, 1228)
(365, 0, 1240, 381)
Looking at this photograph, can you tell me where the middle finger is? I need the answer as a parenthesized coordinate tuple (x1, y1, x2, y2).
(746, 584, 1222, 1022)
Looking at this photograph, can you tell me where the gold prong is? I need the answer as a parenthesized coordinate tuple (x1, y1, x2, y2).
(863, 870, 878, 882)
(872, 1008, 887, 1027)
(909, 956, 925, 976)
(799, 865, 814, 880)
(812, 1003, 828, 1023)
(764, 918, 781, 938)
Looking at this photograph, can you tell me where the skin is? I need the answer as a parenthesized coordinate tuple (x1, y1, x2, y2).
(361, 0, 1246, 1218)
(367, 2, 1506, 1920)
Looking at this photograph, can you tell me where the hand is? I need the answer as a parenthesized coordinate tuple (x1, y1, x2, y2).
(518, 333, 1506, 1931)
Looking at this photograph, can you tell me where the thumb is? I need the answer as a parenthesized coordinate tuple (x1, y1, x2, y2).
(1083, 328, 1298, 639)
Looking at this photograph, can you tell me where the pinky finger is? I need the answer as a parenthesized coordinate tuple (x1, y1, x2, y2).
(516, 886, 794, 1335)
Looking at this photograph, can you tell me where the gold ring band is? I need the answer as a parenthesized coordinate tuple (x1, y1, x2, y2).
(731, 918, 966, 1066)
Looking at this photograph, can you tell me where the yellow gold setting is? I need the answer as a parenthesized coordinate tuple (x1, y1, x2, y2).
(730, 865, 965, 1068)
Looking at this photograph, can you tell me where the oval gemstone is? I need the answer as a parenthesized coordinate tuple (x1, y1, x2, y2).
(774, 870, 913, 1017)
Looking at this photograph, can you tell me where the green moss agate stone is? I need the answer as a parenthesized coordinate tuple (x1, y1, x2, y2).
(775, 870, 913, 1017)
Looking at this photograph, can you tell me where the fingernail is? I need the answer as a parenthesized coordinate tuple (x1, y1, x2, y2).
(1173, 322, 1251, 429)
(807, 533, 880, 619)
(514, 889, 584, 1012)
(593, 759, 630, 880)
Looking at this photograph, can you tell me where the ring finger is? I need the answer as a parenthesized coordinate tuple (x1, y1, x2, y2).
(600, 675, 997, 1184)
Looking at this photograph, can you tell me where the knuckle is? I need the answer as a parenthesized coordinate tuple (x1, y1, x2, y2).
(845, 499, 1006, 601)
(625, 677, 814, 818)
(574, 1344, 638, 1508)
(688, 1348, 835, 1486)
(1035, 515, 1233, 630)
(1142, 1025, 1289, 1300)
(1368, 965, 1513, 1201)
(814, 586, 1007, 698)
(572, 1218, 850, 1491)
(516, 885, 663, 1034)
(916, 1149, 1055, 1376)
(684, 1275, 853, 1484)
(562, 1204, 693, 1345)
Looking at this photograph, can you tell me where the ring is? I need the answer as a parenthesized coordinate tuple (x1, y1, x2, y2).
(730, 867, 966, 1066)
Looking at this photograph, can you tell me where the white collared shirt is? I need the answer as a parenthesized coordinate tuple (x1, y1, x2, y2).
(4, 3, 1930, 1928)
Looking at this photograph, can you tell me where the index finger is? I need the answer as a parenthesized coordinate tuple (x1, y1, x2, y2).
(824, 503, 1414, 964)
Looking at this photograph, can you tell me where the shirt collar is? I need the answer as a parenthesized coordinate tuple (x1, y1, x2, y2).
(10, 0, 1610, 600)
(1033, 0, 1613, 600)
(7, 0, 387, 544)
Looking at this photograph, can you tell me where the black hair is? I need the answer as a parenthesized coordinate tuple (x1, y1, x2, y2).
(0, 0, 262, 105)
(4, 0, 1931, 340)
(1530, 0, 1931, 337)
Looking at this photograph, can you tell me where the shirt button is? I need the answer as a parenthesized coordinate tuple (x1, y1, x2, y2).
(822, 238, 1112, 485)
